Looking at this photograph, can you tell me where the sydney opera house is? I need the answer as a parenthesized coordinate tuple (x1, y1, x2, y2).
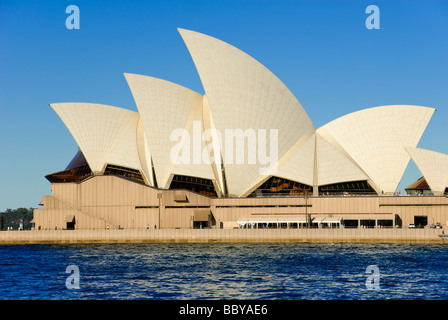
(32, 29, 448, 231)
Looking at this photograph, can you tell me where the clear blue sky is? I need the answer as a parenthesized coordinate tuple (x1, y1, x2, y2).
(1, 0, 447, 211)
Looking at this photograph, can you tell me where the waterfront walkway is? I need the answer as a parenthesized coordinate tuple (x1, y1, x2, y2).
(0, 228, 446, 244)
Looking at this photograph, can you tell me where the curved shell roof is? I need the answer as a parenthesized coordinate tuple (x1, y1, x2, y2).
(406, 147, 448, 195)
(50, 29, 437, 197)
(317, 105, 434, 194)
(178, 28, 315, 196)
(124, 73, 214, 189)
(51, 103, 141, 174)
(315, 132, 369, 186)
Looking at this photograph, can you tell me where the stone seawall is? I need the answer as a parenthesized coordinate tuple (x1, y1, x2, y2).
(0, 228, 446, 245)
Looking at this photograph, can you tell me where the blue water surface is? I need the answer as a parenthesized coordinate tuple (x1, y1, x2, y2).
(0, 243, 447, 300)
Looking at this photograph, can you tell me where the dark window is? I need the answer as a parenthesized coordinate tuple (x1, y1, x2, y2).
(414, 216, 428, 228)
(319, 180, 376, 195)
(169, 175, 217, 197)
(343, 220, 359, 228)
(66, 221, 75, 230)
(378, 219, 393, 228)
(193, 221, 209, 229)
(104, 164, 145, 183)
(248, 176, 312, 197)
(360, 219, 376, 228)
(46, 164, 92, 183)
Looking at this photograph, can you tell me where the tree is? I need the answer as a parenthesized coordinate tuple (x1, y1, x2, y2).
(0, 208, 35, 230)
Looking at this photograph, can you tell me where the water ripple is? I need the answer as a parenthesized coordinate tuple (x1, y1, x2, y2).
(0, 243, 447, 299)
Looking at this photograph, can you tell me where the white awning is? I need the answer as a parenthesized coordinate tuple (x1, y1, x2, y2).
(237, 216, 308, 225)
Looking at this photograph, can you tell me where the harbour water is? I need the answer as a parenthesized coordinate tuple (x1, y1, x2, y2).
(0, 243, 447, 300)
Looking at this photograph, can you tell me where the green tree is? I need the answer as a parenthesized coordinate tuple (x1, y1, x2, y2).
(0, 208, 35, 230)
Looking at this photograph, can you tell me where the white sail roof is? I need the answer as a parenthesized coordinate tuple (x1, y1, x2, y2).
(318, 105, 435, 194)
(315, 132, 369, 186)
(406, 147, 448, 195)
(179, 28, 315, 197)
(51, 103, 141, 174)
(124, 73, 215, 189)
(273, 132, 316, 187)
(49, 30, 438, 199)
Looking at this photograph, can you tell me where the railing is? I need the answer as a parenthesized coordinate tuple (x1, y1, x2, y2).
(248, 193, 448, 198)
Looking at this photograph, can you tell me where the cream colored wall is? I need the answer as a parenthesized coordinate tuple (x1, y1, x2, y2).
(34, 175, 448, 230)
(2, 229, 445, 244)
(52, 183, 81, 209)
(379, 196, 448, 227)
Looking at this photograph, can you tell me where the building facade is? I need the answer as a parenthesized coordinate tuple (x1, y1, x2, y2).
(33, 175, 448, 230)
(33, 28, 448, 231)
